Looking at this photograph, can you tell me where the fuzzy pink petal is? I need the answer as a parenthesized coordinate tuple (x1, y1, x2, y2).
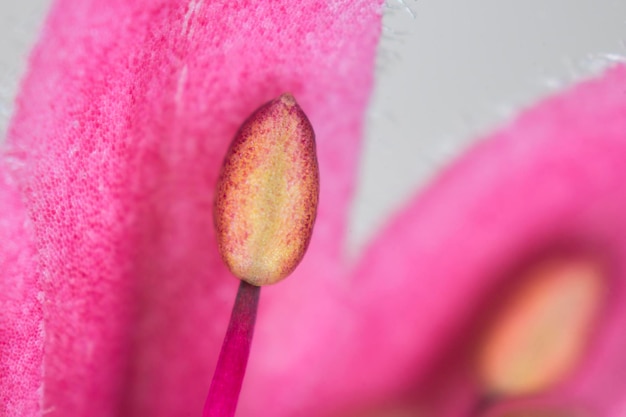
(5, 0, 382, 416)
(0, 165, 42, 416)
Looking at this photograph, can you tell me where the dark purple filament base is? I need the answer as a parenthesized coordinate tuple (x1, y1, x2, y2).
(203, 281, 261, 417)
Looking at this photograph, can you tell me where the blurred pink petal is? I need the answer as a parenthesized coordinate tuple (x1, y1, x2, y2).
(339, 64, 626, 416)
(3, 0, 626, 416)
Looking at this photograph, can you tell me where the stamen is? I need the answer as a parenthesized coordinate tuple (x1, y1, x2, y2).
(205, 93, 319, 415)
(476, 256, 605, 396)
(214, 93, 319, 286)
(203, 281, 260, 417)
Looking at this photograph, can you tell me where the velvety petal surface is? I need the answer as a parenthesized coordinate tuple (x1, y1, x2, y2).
(5, 0, 382, 416)
(0, 165, 42, 416)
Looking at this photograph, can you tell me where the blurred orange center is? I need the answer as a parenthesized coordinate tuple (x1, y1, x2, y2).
(477, 256, 605, 396)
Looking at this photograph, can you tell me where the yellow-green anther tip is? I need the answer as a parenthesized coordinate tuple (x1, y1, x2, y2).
(214, 94, 319, 286)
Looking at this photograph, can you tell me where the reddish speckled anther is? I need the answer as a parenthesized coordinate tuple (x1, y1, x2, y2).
(215, 93, 319, 286)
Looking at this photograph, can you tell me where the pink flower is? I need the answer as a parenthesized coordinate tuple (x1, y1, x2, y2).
(2, 0, 626, 416)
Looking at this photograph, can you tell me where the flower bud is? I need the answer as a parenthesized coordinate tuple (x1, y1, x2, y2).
(214, 94, 319, 286)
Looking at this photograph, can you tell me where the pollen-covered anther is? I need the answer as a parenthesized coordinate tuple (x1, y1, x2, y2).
(476, 256, 606, 396)
(214, 93, 319, 286)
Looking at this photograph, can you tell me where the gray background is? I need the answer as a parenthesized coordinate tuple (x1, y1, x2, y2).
(1, 1, 625, 255)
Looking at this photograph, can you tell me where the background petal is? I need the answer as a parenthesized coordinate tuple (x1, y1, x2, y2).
(326, 64, 626, 416)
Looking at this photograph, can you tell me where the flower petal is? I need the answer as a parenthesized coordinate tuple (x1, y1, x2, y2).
(5, 0, 382, 415)
(346, 64, 626, 415)
(0, 164, 42, 417)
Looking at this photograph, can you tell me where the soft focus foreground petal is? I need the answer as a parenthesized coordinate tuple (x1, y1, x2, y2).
(341, 65, 626, 416)
(6, 0, 382, 416)
(0, 164, 42, 416)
